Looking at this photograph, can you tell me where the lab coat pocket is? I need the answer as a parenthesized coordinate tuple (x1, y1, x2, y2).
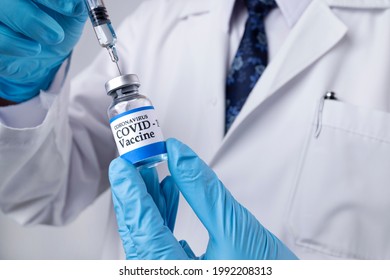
(289, 99, 390, 259)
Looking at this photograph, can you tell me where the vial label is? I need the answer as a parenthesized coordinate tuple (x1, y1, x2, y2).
(110, 106, 166, 164)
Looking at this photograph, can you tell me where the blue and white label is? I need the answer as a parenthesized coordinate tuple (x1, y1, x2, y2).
(110, 106, 166, 164)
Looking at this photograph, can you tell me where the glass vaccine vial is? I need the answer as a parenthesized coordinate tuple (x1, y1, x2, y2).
(106, 74, 167, 168)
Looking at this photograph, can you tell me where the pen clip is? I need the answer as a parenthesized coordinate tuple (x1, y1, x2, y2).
(315, 91, 337, 138)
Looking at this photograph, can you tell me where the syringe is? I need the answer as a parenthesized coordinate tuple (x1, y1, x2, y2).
(84, 0, 122, 75)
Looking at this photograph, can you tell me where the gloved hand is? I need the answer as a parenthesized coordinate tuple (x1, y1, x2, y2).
(0, 0, 87, 103)
(109, 138, 298, 260)
(111, 166, 182, 259)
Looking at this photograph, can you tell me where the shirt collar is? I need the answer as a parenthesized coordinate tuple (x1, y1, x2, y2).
(223, 0, 313, 30)
(277, 0, 313, 27)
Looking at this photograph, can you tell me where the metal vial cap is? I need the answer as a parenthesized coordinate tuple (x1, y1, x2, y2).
(105, 74, 140, 95)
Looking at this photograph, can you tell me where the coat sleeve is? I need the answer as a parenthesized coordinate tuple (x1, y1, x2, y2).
(0, 10, 142, 226)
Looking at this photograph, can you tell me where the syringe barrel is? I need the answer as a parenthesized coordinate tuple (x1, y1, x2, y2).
(94, 24, 117, 48)
(84, 0, 120, 66)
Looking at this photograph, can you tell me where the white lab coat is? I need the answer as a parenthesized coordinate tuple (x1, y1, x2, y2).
(1, 0, 390, 259)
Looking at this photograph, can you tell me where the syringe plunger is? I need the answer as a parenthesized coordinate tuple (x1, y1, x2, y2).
(88, 5, 110, 27)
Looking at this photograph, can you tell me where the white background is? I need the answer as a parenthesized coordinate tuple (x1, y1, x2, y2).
(0, 0, 142, 259)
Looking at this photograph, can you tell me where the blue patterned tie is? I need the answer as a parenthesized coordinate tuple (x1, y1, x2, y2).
(225, 0, 277, 132)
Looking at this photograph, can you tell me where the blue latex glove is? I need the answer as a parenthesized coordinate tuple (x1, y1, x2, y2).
(112, 167, 182, 259)
(0, 0, 87, 102)
(109, 138, 298, 260)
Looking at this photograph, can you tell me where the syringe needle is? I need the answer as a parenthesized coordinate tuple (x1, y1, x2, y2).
(115, 61, 122, 75)
(107, 46, 122, 75)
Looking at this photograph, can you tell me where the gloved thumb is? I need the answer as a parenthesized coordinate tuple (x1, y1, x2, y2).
(167, 139, 298, 260)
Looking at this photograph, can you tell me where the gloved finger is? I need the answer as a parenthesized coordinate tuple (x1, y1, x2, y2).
(139, 168, 168, 223)
(33, 0, 86, 16)
(160, 176, 179, 232)
(0, 24, 41, 56)
(109, 157, 188, 260)
(0, 0, 64, 45)
(167, 138, 230, 239)
(111, 192, 138, 260)
(139, 169, 179, 232)
(179, 240, 198, 259)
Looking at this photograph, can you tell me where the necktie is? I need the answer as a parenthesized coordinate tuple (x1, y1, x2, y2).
(225, 0, 277, 132)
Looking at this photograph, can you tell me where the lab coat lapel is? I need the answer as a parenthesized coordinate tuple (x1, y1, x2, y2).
(179, 0, 211, 18)
(175, 0, 229, 163)
(210, 0, 348, 164)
